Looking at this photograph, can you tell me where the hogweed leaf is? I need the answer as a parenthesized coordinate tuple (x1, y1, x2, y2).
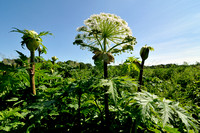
(159, 98, 173, 127)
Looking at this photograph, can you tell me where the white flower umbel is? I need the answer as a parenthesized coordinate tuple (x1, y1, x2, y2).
(82, 13, 134, 47)
(74, 13, 136, 63)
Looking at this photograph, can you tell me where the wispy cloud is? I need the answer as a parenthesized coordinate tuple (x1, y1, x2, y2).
(144, 13, 200, 43)
(140, 12, 200, 65)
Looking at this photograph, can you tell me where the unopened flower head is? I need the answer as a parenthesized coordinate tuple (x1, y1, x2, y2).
(29, 30, 38, 35)
(140, 45, 154, 61)
(52, 56, 58, 61)
(11, 27, 52, 52)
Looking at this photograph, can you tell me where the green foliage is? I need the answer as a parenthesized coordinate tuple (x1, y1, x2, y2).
(118, 91, 199, 132)
(15, 50, 28, 61)
(0, 59, 199, 132)
(124, 56, 141, 72)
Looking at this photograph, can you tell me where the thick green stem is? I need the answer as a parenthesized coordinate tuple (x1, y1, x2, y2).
(104, 61, 108, 79)
(30, 51, 36, 95)
(103, 37, 110, 131)
(104, 61, 110, 131)
(138, 59, 145, 92)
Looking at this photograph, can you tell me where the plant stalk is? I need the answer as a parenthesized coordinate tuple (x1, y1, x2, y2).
(102, 37, 110, 130)
(30, 51, 36, 95)
(104, 60, 110, 131)
(138, 59, 145, 92)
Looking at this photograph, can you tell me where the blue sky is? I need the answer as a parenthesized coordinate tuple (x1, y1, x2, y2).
(0, 0, 200, 65)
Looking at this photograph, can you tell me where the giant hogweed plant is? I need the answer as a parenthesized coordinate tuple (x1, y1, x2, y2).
(37, 46, 47, 62)
(123, 45, 154, 92)
(138, 45, 154, 91)
(0, 59, 199, 132)
(0, 61, 65, 132)
(11, 28, 52, 95)
(73, 13, 136, 129)
(117, 90, 199, 133)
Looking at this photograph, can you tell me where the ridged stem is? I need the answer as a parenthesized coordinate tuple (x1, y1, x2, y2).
(30, 51, 36, 95)
(138, 59, 145, 92)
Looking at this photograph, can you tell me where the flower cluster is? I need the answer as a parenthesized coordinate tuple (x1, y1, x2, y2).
(83, 13, 132, 37)
(74, 13, 137, 61)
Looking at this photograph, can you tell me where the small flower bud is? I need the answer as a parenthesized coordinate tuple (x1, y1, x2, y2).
(140, 46, 149, 61)
(52, 56, 58, 62)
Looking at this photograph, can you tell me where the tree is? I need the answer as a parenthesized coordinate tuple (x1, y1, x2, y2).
(11, 28, 52, 95)
(73, 13, 136, 130)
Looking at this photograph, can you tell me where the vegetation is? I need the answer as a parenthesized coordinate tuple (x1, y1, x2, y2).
(11, 28, 52, 95)
(0, 55, 199, 132)
(138, 45, 154, 92)
(73, 13, 136, 130)
(0, 13, 199, 133)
